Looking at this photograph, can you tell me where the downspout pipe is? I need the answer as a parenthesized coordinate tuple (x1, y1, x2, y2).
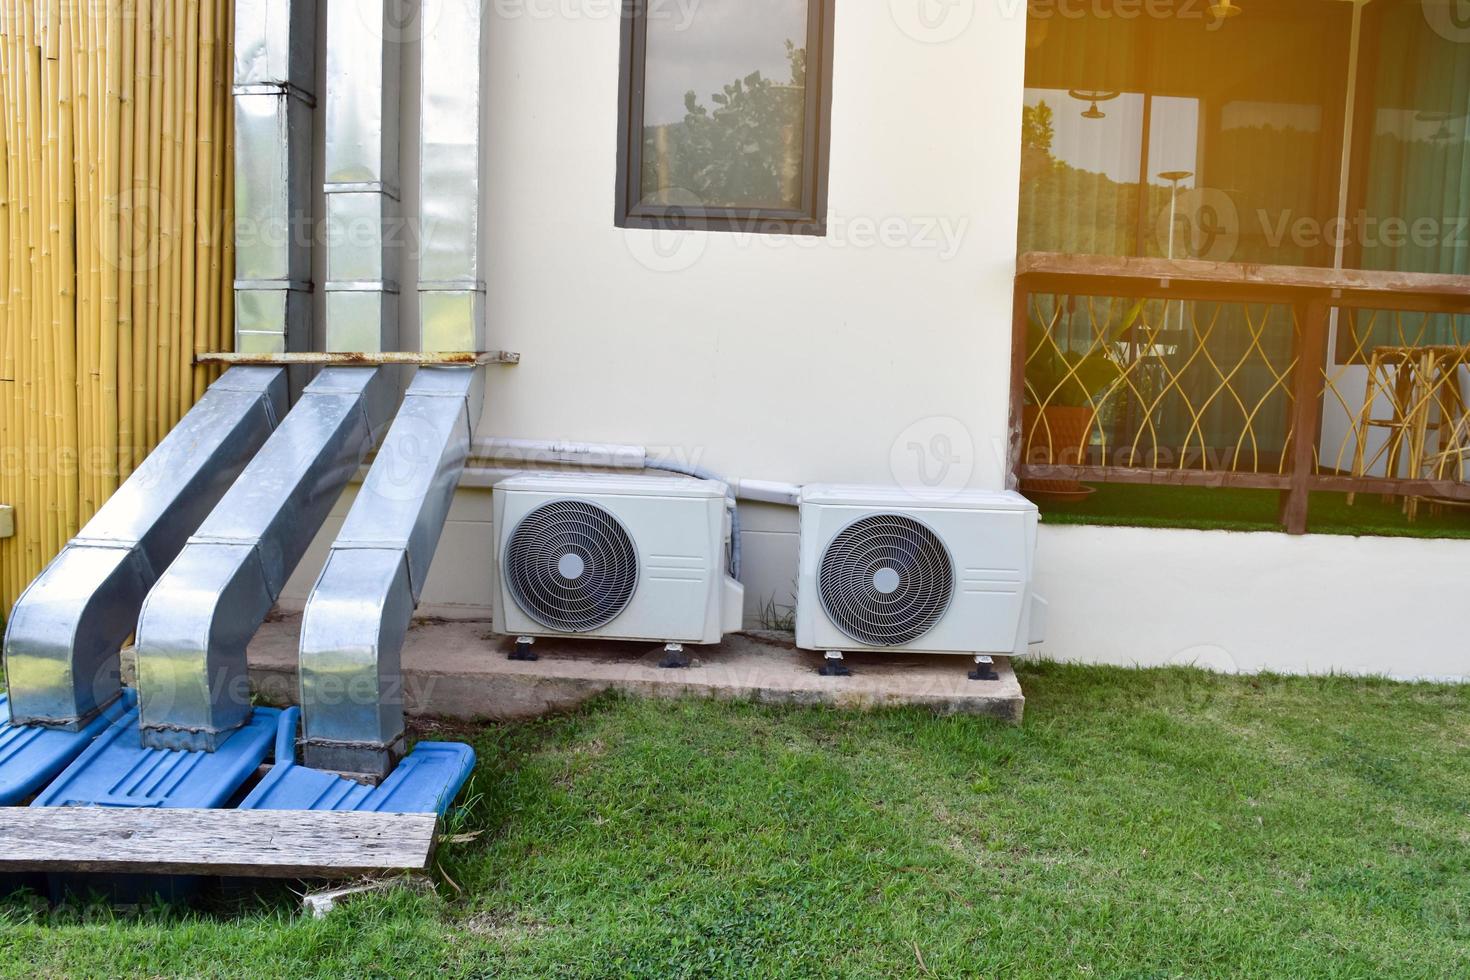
(296, 0, 486, 777)
(2, 369, 288, 730)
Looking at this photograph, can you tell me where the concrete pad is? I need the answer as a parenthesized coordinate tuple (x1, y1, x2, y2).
(239, 615, 1025, 724)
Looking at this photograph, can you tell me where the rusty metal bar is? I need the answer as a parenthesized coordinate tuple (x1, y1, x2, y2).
(196, 351, 520, 367)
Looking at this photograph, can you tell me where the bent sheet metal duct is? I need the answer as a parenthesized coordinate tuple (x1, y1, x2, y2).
(134, 367, 393, 750)
(130, 0, 407, 752)
(299, 0, 488, 777)
(1, 370, 288, 730)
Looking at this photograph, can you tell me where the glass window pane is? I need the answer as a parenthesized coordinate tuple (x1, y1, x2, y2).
(1340, 0, 1470, 357)
(639, 0, 810, 211)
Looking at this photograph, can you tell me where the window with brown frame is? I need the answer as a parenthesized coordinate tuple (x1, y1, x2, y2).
(615, 0, 836, 236)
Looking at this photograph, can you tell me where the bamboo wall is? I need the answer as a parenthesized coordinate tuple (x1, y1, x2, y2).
(0, 1, 234, 614)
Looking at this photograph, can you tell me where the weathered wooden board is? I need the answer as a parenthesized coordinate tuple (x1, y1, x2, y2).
(0, 809, 440, 878)
(1016, 252, 1470, 313)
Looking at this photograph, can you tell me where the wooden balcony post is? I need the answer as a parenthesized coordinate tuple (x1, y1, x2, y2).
(1280, 299, 1332, 534)
(1006, 281, 1029, 492)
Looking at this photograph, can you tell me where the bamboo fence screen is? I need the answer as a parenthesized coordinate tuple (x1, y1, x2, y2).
(0, 0, 233, 613)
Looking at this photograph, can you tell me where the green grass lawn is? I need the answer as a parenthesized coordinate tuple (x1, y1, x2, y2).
(1038, 484, 1470, 538)
(4, 664, 1469, 977)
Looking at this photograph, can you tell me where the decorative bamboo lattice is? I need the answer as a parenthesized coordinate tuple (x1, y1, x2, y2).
(0, 0, 234, 612)
(1012, 254, 1470, 531)
(1021, 294, 1301, 476)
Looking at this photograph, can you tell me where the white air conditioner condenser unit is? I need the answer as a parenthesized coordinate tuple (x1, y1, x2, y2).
(493, 474, 744, 646)
(796, 485, 1046, 658)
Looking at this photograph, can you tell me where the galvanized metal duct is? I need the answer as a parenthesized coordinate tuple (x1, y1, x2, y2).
(232, 0, 316, 356)
(134, 368, 394, 752)
(323, 0, 404, 354)
(2, 369, 288, 730)
(298, 368, 475, 775)
(298, 0, 488, 778)
(417, 0, 485, 353)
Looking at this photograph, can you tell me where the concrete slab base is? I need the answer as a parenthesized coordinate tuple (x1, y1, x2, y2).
(232, 616, 1025, 725)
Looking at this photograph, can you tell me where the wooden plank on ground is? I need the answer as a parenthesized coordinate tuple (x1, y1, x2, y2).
(0, 809, 440, 878)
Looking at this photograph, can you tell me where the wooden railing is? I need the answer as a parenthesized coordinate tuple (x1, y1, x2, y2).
(1009, 253, 1470, 534)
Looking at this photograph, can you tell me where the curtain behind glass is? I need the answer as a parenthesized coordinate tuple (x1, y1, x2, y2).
(1347, 0, 1470, 356)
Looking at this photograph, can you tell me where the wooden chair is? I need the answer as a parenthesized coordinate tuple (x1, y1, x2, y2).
(1412, 406, 1470, 520)
(1347, 346, 1468, 518)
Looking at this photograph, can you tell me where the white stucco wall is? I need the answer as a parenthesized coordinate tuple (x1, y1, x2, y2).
(471, 3, 1026, 488)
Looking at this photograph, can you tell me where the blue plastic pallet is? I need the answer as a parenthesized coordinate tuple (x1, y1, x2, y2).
(241, 708, 475, 816)
(0, 690, 136, 806)
(32, 700, 286, 809)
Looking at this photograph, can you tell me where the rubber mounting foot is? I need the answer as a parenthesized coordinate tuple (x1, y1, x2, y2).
(509, 642, 539, 662)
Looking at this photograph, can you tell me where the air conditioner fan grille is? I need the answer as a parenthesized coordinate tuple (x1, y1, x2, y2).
(818, 514, 954, 647)
(505, 500, 639, 633)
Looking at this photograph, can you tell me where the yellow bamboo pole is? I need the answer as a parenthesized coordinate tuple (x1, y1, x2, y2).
(2, 3, 27, 585)
(24, 5, 58, 559)
(53, 0, 79, 540)
(0, 4, 13, 602)
(116, 0, 135, 481)
(98, 0, 122, 503)
(84, 0, 103, 516)
(155, 0, 175, 443)
(144, 0, 163, 449)
(219, 0, 235, 364)
(129, 0, 150, 472)
(191, 0, 214, 402)
(22, 4, 43, 579)
(69, 0, 93, 524)
(2, 3, 31, 586)
(176, 0, 198, 429)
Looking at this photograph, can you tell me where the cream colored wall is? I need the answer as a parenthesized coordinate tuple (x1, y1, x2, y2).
(473, 4, 1026, 488)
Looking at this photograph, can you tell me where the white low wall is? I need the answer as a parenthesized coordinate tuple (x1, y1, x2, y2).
(1033, 524, 1470, 682)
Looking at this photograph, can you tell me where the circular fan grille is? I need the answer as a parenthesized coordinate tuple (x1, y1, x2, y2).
(818, 514, 954, 647)
(504, 500, 639, 633)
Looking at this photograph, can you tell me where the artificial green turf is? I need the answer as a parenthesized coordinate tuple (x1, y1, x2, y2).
(3, 664, 1469, 977)
(1037, 483, 1470, 539)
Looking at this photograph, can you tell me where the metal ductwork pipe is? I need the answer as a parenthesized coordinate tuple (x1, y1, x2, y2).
(132, 0, 409, 753)
(134, 368, 394, 751)
(232, 0, 315, 361)
(1, 370, 288, 730)
(299, 0, 487, 778)
(323, 0, 403, 357)
(298, 367, 475, 775)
